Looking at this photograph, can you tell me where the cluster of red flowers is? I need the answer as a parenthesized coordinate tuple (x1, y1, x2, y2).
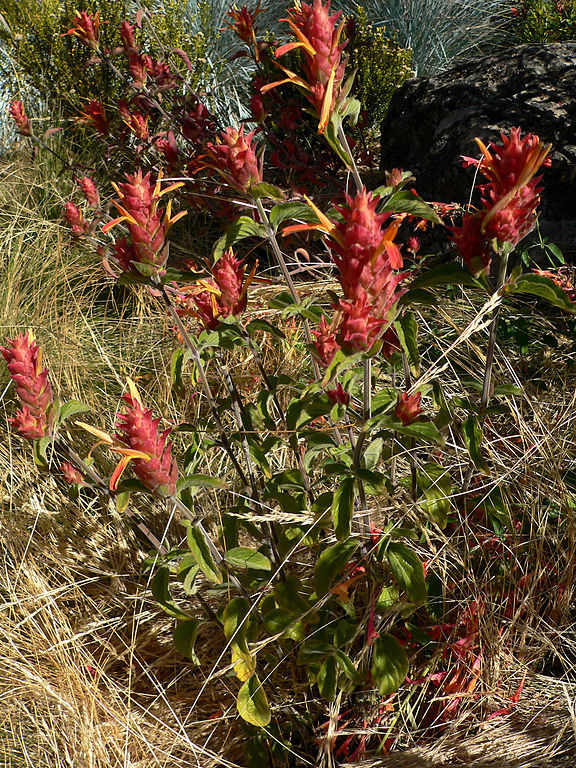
(265, 0, 347, 133)
(205, 126, 263, 193)
(1, 331, 53, 440)
(450, 128, 551, 274)
(290, 188, 406, 356)
(177, 249, 255, 331)
(103, 170, 185, 273)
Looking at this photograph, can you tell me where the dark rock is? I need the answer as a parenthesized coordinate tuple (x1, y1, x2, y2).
(380, 43, 576, 256)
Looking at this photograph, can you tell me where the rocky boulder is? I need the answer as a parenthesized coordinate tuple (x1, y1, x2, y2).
(380, 43, 576, 255)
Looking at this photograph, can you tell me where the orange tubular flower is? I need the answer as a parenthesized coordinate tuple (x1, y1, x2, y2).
(78, 380, 178, 496)
(178, 249, 256, 330)
(1, 331, 53, 440)
(262, 0, 347, 132)
(103, 170, 186, 271)
(62, 11, 101, 48)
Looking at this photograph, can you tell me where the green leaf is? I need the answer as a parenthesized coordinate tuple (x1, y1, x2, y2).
(237, 675, 271, 727)
(151, 567, 190, 620)
(173, 619, 201, 664)
(334, 650, 362, 685)
(317, 655, 338, 701)
(492, 383, 522, 397)
(249, 182, 284, 201)
(286, 393, 332, 432)
(224, 547, 271, 572)
(363, 438, 384, 471)
(314, 539, 360, 597)
(187, 526, 223, 584)
(32, 436, 51, 468)
(408, 263, 485, 291)
(177, 474, 226, 492)
(213, 216, 265, 260)
(417, 463, 452, 529)
(223, 597, 251, 655)
(171, 347, 186, 395)
(246, 319, 285, 339)
(332, 477, 355, 541)
(386, 542, 427, 604)
(57, 400, 90, 426)
(247, 439, 272, 478)
(462, 415, 490, 475)
(380, 189, 442, 224)
(269, 201, 319, 231)
(371, 634, 409, 695)
(396, 313, 420, 376)
(116, 490, 130, 514)
(507, 273, 576, 313)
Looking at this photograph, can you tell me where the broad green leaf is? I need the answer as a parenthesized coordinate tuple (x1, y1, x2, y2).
(274, 576, 311, 615)
(269, 201, 319, 231)
(151, 567, 190, 620)
(57, 400, 90, 426)
(417, 463, 452, 529)
(508, 273, 576, 314)
(267, 290, 293, 310)
(386, 542, 427, 604)
(396, 313, 420, 376)
(492, 383, 522, 397)
(334, 650, 362, 685)
(237, 674, 271, 727)
(371, 633, 409, 695)
(116, 490, 130, 514)
(314, 539, 360, 597)
(249, 182, 284, 201)
(213, 216, 265, 260)
(224, 547, 271, 572)
(187, 526, 223, 584)
(173, 619, 201, 664)
(32, 436, 51, 468)
(286, 394, 332, 432)
(363, 438, 384, 470)
(232, 646, 257, 681)
(332, 477, 355, 541)
(408, 263, 485, 291)
(296, 639, 333, 667)
(223, 596, 251, 656)
(247, 439, 272, 478)
(177, 474, 226, 492)
(317, 655, 338, 701)
(246, 319, 285, 339)
(462, 415, 490, 475)
(380, 189, 442, 224)
(375, 585, 400, 611)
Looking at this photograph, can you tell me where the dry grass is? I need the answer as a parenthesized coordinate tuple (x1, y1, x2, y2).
(1, 154, 576, 766)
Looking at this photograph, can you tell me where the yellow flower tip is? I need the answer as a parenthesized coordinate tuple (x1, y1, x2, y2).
(126, 376, 143, 407)
(76, 420, 114, 444)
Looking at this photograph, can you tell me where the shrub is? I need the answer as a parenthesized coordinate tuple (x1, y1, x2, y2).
(506, 0, 576, 43)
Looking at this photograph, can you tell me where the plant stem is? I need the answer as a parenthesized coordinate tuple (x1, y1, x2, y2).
(463, 251, 509, 490)
(402, 350, 418, 500)
(158, 283, 250, 489)
(254, 197, 321, 381)
(336, 123, 363, 193)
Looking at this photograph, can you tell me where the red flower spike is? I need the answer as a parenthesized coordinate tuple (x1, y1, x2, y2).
(1, 330, 53, 440)
(103, 170, 186, 270)
(327, 383, 349, 406)
(114, 388, 178, 496)
(62, 11, 101, 48)
(336, 295, 386, 353)
(9, 100, 31, 136)
(179, 249, 255, 330)
(120, 21, 136, 51)
(63, 201, 88, 237)
(226, 2, 263, 51)
(77, 176, 100, 207)
(118, 100, 149, 141)
(268, 0, 347, 133)
(60, 461, 85, 486)
(312, 315, 339, 367)
(395, 391, 422, 426)
(448, 211, 491, 275)
(205, 126, 262, 192)
(75, 100, 109, 136)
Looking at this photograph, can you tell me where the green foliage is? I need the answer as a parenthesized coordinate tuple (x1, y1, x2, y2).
(347, 6, 413, 127)
(0, 0, 210, 120)
(507, 0, 576, 43)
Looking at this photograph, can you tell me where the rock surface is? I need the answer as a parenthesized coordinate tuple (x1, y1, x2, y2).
(380, 43, 576, 255)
